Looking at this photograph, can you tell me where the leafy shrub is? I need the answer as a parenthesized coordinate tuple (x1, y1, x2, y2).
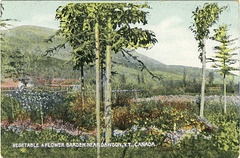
(1, 91, 23, 123)
(112, 101, 197, 131)
(113, 106, 135, 130)
(113, 94, 132, 107)
(68, 91, 97, 130)
(184, 84, 201, 94)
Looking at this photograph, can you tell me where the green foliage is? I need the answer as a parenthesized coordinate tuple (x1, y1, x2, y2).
(190, 3, 227, 56)
(208, 71, 214, 85)
(1, 25, 229, 94)
(211, 24, 238, 114)
(3, 49, 28, 81)
(190, 2, 227, 117)
(1, 92, 22, 122)
(2, 25, 71, 59)
(204, 103, 239, 153)
(113, 101, 197, 131)
(182, 68, 186, 87)
(68, 92, 97, 130)
(52, 2, 157, 77)
(1, 129, 96, 158)
(54, 2, 158, 145)
(211, 24, 238, 77)
(1, 26, 81, 80)
(114, 94, 132, 107)
(176, 135, 237, 158)
(2, 101, 240, 157)
(6, 88, 64, 125)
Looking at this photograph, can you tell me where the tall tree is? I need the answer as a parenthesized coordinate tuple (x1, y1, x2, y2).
(54, 4, 102, 157)
(54, 3, 157, 145)
(137, 74, 141, 84)
(1, 3, 18, 79)
(141, 73, 145, 84)
(95, 21, 101, 158)
(183, 68, 187, 87)
(121, 74, 126, 86)
(190, 3, 226, 117)
(211, 24, 238, 115)
(238, 1, 240, 157)
(208, 71, 214, 86)
(101, 3, 157, 142)
(4, 49, 28, 82)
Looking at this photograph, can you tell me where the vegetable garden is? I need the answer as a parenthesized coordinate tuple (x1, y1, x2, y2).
(1, 88, 240, 157)
(1, 1, 239, 158)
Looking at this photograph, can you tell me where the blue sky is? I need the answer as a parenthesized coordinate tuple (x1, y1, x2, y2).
(2, 1, 239, 69)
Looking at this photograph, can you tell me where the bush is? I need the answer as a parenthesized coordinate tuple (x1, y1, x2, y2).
(1, 91, 23, 123)
(67, 91, 97, 130)
(113, 94, 132, 107)
(112, 101, 197, 131)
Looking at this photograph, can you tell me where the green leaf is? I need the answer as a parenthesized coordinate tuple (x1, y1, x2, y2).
(224, 144, 229, 151)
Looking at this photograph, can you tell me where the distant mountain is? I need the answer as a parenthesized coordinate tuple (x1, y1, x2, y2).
(1, 25, 228, 85)
(1, 25, 72, 60)
(111, 49, 220, 83)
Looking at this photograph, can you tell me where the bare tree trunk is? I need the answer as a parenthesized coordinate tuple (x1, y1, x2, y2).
(105, 18, 112, 143)
(100, 65, 104, 107)
(105, 44, 112, 143)
(80, 65, 85, 110)
(238, 1, 240, 157)
(223, 75, 227, 115)
(200, 38, 206, 117)
(95, 22, 101, 158)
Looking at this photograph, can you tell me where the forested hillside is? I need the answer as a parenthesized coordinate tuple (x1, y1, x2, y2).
(1, 25, 236, 94)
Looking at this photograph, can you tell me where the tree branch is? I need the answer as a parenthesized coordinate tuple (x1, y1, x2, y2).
(121, 49, 162, 80)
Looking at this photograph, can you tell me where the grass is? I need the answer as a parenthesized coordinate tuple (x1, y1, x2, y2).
(1, 129, 237, 158)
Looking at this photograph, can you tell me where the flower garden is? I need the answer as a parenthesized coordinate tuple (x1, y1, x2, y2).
(1, 87, 240, 157)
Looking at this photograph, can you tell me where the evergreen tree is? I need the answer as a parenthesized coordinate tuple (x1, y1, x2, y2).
(137, 74, 140, 84)
(121, 74, 126, 86)
(211, 24, 238, 115)
(208, 71, 214, 86)
(141, 73, 145, 84)
(183, 68, 187, 87)
(4, 49, 28, 82)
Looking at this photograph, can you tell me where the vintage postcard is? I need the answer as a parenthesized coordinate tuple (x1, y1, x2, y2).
(1, 0, 239, 157)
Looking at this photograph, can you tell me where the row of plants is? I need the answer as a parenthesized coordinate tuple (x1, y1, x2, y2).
(2, 88, 238, 132)
(1, 88, 64, 124)
(2, 89, 197, 132)
(2, 102, 239, 157)
(2, 88, 240, 157)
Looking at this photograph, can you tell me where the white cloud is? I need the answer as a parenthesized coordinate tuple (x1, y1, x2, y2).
(138, 16, 201, 67)
(6, 13, 59, 29)
(31, 14, 59, 29)
(138, 15, 240, 73)
(22, 13, 58, 29)
(33, 14, 55, 23)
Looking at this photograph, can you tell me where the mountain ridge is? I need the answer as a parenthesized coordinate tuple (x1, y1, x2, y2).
(1, 25, 229, 84)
